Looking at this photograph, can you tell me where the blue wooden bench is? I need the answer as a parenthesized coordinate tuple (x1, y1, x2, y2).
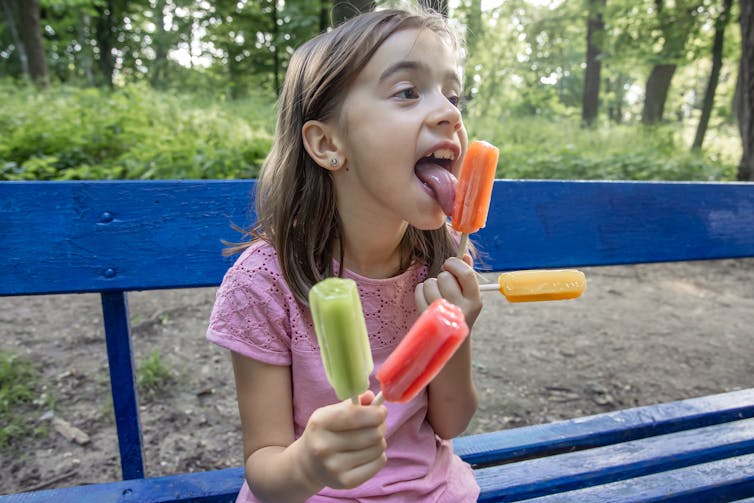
(1, 179, 754, 502)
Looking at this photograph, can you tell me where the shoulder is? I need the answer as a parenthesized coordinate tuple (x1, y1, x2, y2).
(225, 240, 285, 288)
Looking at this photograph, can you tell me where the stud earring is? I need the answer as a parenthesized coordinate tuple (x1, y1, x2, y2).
(330, 158, 339, 167)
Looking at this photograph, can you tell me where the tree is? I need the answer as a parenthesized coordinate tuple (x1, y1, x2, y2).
(0, 0, 28, 78)
(94, 0, 118, 87)
(739, 0, 754, 181)
(17, 0, 49, 86)
(461, 0, 483, 103)
(641, 0, 701, 124)
(582, 0, 606, 126)
(691, 0, 733, 150)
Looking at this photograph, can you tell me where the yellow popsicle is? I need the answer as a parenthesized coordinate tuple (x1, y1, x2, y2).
(479, 269, 586, 302)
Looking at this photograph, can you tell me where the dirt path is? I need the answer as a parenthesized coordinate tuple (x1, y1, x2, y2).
(1, 259, 753, 494)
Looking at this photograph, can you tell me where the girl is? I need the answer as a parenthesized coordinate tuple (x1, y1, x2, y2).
(207, 7, 482, 502)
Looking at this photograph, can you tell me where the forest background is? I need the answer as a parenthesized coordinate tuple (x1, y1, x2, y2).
(1, 0, 753, 184)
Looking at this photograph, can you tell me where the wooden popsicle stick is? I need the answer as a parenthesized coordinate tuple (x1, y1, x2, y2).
(456, 233, 470, 259)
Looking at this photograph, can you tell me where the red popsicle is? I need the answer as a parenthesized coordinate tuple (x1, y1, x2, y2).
(373, 298, 469, 404)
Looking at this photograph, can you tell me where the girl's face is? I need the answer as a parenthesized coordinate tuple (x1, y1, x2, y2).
(332, 27, 467, 232)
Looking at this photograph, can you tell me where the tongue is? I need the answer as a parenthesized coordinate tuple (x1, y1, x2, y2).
(415, 160, 457, 216)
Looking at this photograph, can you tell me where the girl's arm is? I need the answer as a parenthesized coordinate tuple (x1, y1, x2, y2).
(231, 352, 388, 503)
(415, 256, 481, 439)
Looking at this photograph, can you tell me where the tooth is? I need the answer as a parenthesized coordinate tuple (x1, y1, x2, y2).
(431, 149, 454, 160)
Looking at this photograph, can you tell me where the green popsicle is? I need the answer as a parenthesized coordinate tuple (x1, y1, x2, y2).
(309, 278, 373, 404)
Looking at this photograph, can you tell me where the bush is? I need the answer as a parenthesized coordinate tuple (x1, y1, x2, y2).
(0, 81, 273, 181)
(468, 117, 738, 181)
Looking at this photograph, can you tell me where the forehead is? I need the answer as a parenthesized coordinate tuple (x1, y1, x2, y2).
(357, 27, 461, 85)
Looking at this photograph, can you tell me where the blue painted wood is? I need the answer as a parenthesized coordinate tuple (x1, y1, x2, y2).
(101, 291, 144, 480)
(0, 467, 243, 503)
(453, 388, 754, 466)
(475, 180, 754, 271)
(3, 180, 754, 295)
(0, 180, 256, 295)
(474, 417, 754, 502)
(520, 453, 754, 503)
(2, 179, 754, 502)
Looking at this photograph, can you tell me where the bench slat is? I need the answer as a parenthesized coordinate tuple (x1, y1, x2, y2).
(453, 388, 754, 466)
(520, 453, 754, 503)
(475, 417, 754, 501)
(0, 467, 244, 503)
(3, 180, 753, 295)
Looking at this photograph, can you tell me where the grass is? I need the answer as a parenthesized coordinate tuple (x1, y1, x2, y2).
(137, 349, 174, 398)
(0, 352, 51, 448)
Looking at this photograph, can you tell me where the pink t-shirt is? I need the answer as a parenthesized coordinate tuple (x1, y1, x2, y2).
(206, 241, 479, 502)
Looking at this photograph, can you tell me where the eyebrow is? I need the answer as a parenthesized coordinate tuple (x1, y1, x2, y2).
(379, 60, 461, 88)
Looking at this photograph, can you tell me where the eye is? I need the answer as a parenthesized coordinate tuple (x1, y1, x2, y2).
(447, 94, 461, 107)
(395, 87, 420, 100)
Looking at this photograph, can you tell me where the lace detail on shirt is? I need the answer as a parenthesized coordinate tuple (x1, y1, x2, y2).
(209, 242, 428, 356)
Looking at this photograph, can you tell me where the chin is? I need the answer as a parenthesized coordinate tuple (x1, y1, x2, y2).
(411, 213, 448, 231)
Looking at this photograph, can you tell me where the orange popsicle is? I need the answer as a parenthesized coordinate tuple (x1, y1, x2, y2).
(479, 269, 586, 302)
(373, 298, 469, 404)
(452, 140, 499, 258)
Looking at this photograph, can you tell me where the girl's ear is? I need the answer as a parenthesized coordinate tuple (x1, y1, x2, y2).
(302, 120, 345, 171)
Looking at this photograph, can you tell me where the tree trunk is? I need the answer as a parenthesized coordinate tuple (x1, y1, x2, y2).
(641, 64, 676, 124)
(738, 0, 754, 181)
(582, 0, 606, 126)
(272, 0, 280, 97)
(692, 0, 733, 150)
(1, 0, 28, 78)
(150, 0, 169, 88)
(463, 0, 482, 103)
(319, 0, 330, 31)
(332, 0, 374, 26)
(94, 1, 116, 88)
(16, 0, 48, 87)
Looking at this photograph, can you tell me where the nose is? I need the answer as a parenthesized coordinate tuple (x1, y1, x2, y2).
(427, 92, 462, 131)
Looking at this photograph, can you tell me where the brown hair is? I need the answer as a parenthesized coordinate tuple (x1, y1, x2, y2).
(231, 8, 466, 304)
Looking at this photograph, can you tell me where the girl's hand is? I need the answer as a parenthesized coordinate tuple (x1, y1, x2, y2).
(296, 391, 387, 491)
(415, 255, 483, 329)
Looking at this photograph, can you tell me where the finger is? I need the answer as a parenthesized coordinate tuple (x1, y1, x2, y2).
(331, 449, 388, 489)
(436, 270, 461, 300)
(359, 390, 376, 405)
(314, 402, 385, 433)
(325, 426, 386, 453)
(441, 257, 479, 297)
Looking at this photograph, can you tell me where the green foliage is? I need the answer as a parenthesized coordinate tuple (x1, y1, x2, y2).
(0, 81, 273, 180)
(470, 117, 738, 181)
(137, 349, 174, 398)
(0, 352, 50, 448)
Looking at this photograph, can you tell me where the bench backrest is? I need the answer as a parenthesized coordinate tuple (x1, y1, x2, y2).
(2, 179, 754, 479)
(4, 179, 754, 295)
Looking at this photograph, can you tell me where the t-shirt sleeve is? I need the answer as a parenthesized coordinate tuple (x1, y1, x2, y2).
(206, 256, 292, 366)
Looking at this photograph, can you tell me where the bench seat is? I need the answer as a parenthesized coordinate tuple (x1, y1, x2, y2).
(5, 388, 754, 502)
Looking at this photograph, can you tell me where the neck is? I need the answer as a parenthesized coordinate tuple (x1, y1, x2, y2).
(336, 215, 408, 279)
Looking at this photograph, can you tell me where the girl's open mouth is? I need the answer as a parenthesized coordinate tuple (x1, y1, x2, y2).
(414, 150, 457, 215)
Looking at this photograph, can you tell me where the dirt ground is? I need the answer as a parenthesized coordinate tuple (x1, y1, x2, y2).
(1, 258, 753, 495)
